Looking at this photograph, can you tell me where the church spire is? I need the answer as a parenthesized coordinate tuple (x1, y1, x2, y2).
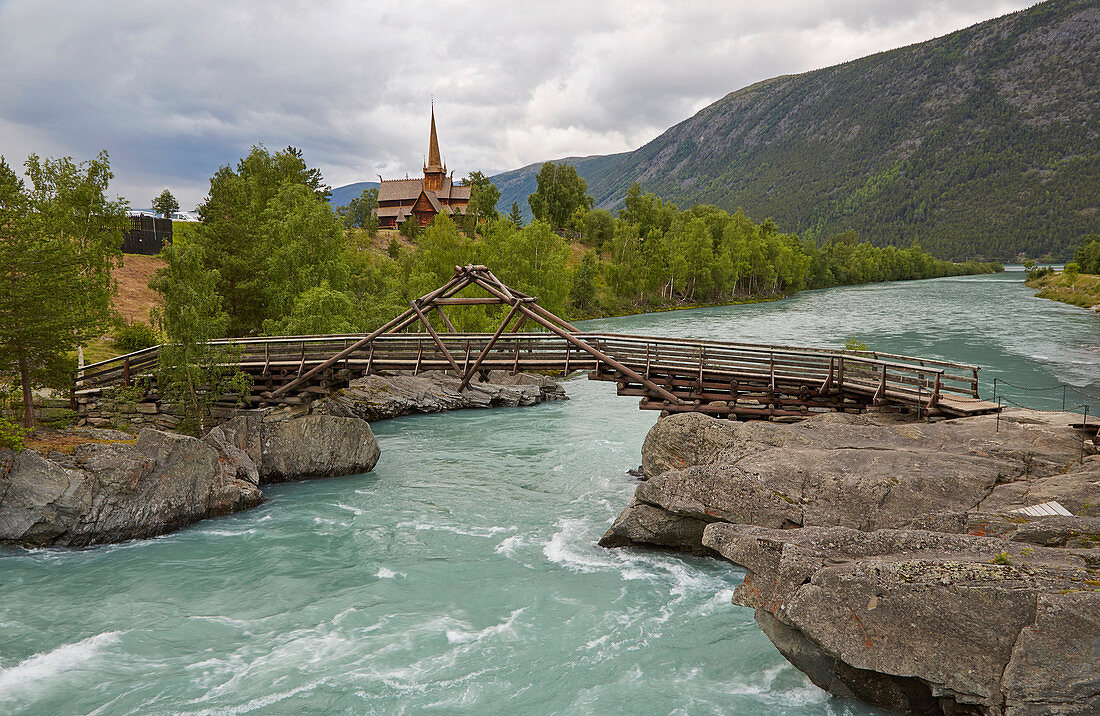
(426, 102, 443, 172)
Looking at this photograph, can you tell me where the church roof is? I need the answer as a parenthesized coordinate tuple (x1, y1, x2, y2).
(377, 178, 423, 202)
(378, 175, 471, 203)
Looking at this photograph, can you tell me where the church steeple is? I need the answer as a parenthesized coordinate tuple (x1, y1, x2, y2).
(423, 103, 446, 191)
(426, 103, 443, 173)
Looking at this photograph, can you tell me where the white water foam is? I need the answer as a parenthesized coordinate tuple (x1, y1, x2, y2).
(202, 528, 257, 537)
(494, 535, 525, 556)
(376, 567, 402, 579)
(397, 520, 515, 539)
(0, 631, 122, 699)
(445, 608, 525, 645)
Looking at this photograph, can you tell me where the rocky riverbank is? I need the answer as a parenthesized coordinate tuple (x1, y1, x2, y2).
(315, 369, 567, 422)
(1, 370, 564, 548)
(601, 410, 1100, 714)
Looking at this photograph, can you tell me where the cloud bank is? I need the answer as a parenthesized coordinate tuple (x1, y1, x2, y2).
(0, 0, 1032, 208)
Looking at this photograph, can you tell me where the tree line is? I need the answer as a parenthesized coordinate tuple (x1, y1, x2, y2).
(0, 148, 1001, 435)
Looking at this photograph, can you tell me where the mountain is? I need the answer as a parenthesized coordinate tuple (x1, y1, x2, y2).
(328, 181, 379, 207)
(492, 0, 1099, 260)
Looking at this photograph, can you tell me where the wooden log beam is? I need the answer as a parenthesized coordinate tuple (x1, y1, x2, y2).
(438, 308, 462, 334)
(411, 300, 463, 375)
(458, 302, 522, 391)
(471, 276, 581, 333)
(508, 314, 529, 333)
(269, 273, 474, 399)
(431, 297, 503, 305)
(513, 302, 682, 406)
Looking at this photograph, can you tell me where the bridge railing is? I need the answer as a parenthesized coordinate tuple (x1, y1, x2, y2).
(74, 330, 980, 407)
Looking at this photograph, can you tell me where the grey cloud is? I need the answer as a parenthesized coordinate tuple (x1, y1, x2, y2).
(0, 0, 1032, 209)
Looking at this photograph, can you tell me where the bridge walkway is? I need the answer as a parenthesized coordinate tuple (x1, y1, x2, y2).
(74, 266, 999, 420)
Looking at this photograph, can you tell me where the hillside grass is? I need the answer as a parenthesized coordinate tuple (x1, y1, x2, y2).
(1027, 271, 1100, 311)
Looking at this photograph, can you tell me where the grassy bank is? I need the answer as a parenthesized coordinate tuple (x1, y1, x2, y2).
(1026, 272, 1100, 311)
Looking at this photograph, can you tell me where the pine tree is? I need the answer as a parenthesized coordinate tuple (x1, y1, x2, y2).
(508, 202, 524, 228)
(152, 189, 180, 218)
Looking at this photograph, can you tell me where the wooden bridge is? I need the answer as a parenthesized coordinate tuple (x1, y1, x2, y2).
(75, 266, 1000, 420)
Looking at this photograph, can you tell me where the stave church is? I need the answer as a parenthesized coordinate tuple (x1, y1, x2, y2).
(374, 106, 471, 229)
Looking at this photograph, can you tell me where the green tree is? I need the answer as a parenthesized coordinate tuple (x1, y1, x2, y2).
(336, 187, 379, 234)
(465, 171, 501, 226)
(264, 280, 359, 335)
(0, 153, 126, 430)
(1074, 237, 1100, 274)
(508, 201, 524, 228)
(583, 209, 615, 248)
(152, 189, 180, 218)
(1063, 261, 1079, 286)
(569, 251, 599, 311)
(150, 242, 251, 435)
(193, 145, 342, 335)
(527, 162, 592, 231)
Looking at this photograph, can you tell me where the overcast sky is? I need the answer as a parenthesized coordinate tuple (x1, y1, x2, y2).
(0, 0, 1033, 210)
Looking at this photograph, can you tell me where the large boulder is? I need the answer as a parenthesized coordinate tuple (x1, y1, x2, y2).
(702, 522, 1100, 714)
(258, 413, 380, 483)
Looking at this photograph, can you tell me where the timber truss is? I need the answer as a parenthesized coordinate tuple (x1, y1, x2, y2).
(76, 265, 1001, 419)
(264, 264, 681, 406)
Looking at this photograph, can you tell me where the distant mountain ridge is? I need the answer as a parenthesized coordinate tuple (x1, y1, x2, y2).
(489, 0, 1099, 260)
(328, 181, 379, 208)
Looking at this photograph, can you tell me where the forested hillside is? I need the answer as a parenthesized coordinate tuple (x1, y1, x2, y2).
(492, 0, 1099, 261)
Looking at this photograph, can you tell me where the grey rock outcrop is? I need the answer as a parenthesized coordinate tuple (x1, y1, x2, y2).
(0, 412, 381, 548)
(602, 409, 1100, 714)
(602, 410, 1096, 551)
(703, 523, 1100, 714)
(315, 370, 566, 422)
(0, 428, 263, 547)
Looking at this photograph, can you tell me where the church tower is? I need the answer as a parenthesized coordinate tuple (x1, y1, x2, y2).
(423, 104, 446, 192)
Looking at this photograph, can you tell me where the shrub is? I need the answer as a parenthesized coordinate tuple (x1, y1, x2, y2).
(0, 416, 28, 451)
(113, 320, 159, 353)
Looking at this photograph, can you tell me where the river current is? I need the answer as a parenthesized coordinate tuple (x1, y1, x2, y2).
(2, 269, 1097, 714)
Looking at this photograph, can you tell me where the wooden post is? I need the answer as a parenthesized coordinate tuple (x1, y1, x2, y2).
(818, 356, 833, 395)
(565, 344, 571, 375)
(414, 340, 423, 375)
(874, 365, 887, 405)
(512, 340, 520, 375)
(296, 341, 306, 377)
(263, 343, 270, 376)
(366, 344, 374, 375)
(123, 357, 131, 387)
(463, 341, 471, 374)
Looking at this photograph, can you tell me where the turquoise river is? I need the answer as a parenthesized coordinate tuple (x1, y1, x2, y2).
(2, 269, 1097, 714)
